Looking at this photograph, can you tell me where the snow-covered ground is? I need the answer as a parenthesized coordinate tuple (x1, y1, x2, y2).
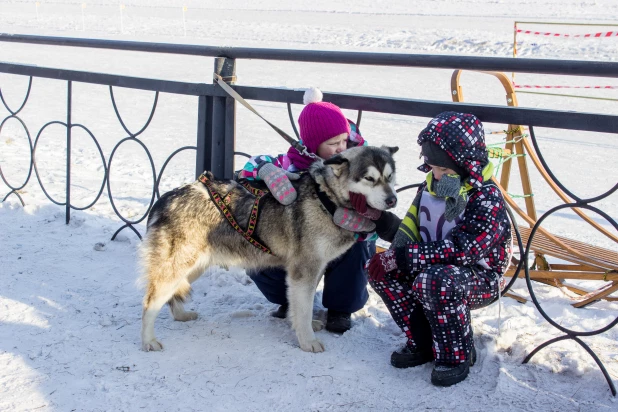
(1, 1, 618, 411)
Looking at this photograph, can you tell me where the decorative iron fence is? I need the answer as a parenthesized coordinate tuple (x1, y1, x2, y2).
(0, 33, 617, 395)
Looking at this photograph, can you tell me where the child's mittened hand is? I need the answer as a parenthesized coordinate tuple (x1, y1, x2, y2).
(349, 191, 368, 213)
(349, 191, 382, 220)
(258, 163, 299, 205)
(333, 207, 376, 233)
(366, 249, 398, 282)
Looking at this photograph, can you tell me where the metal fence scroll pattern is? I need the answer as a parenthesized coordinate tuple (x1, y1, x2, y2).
(1, 34, 618, 394)
(31, 82, 106, 224)
(521, 125, 618, 396)
(106, 86, 159, 240)
(0, 76, 34, 206)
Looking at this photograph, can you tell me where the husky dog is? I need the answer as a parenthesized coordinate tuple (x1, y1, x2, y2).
(140, 145, 398, 353)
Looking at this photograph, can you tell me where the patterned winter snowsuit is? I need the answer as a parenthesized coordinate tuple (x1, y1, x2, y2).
(370, 112, 512, 366)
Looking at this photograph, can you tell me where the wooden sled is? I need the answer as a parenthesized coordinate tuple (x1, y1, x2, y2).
(450, 70, 618, 308)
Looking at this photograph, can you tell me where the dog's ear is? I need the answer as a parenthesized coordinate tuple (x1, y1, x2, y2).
(323, 154, 348, 166)
(380, 145, 399, 155)
(324, 154, 349, 177)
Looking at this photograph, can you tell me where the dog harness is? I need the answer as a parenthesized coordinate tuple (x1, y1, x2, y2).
(198, 172, 274, 255)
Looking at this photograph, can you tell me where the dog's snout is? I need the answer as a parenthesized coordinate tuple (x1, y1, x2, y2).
(385, 196, 397, 208)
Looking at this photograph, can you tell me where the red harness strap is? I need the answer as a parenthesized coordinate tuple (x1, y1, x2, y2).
(198, 173, 273, 255)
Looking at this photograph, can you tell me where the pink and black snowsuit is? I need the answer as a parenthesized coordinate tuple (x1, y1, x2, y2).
(371, 112, 512, 366)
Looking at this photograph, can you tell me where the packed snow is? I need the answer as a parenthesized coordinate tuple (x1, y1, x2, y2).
(1, 1, 618, 411)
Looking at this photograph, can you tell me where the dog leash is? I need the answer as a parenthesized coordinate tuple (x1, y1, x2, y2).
(213, 73, 320, 160)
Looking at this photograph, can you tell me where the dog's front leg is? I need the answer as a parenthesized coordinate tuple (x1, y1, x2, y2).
(286, 267, 325, 353)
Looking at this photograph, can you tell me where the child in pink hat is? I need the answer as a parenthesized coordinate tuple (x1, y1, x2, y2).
(239, 87, 375, 333)
(240, 87, 364, 191)
(287, 87, 353, 169)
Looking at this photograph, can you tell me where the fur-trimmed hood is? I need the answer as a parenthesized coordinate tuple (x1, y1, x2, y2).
(417, 112, 489, 189)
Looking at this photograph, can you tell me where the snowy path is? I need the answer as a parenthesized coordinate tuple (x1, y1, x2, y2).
(1, 1, 618, 411)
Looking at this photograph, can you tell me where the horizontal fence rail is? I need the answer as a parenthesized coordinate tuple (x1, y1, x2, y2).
(2, 33, 618, 78)
(0, 35, 617, 395)
(0, 62, 617, 134)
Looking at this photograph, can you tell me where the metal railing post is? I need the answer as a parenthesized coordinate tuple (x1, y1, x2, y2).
(195, 57, 236, 179)
(195, 94, 211, 179)
(66, 80, 72, 224)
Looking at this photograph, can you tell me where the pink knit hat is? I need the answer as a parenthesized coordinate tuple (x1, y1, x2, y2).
(298, 88, 351, 154)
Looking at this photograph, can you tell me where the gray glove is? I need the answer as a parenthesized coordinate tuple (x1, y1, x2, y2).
(333, 207, 377, 233)
(257, 163, 300, 205)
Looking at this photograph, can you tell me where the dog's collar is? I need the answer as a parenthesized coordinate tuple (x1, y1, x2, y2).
(314, 182, 338, 215)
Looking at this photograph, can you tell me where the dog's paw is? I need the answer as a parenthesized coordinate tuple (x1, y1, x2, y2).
(300, 339, 325, 353)
(142, 339, 164, 352)
(312, 319, 324, 331)
(174, 311, 198, 322)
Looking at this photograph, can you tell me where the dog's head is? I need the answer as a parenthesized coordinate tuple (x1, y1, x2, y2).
(317, 145, 399, 210)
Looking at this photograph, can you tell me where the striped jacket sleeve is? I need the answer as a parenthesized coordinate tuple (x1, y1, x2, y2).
(238, 154, 292, 180)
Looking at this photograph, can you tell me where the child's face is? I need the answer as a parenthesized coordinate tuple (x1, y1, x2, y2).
(427, 164, 459, 181)
(316, 132, 348, 159)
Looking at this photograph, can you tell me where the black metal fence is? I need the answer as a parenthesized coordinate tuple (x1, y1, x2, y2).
(1, 33, 617, 395)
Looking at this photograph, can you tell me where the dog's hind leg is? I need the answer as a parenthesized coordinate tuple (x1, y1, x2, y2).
(141, 278, 182, 351)
(287, 264, 325, 353)
(168, 261, 208, 322)
(168, 283, 198, 322)
(141, 255, 209, 351)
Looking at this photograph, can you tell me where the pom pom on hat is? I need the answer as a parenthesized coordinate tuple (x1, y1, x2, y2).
(303, 87, 323, 105)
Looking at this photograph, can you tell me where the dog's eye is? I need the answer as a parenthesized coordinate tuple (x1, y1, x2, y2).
(364, 176, 375, 183)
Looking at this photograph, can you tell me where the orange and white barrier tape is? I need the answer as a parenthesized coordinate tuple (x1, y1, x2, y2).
(516, 29, 617, 38)
(513, 83, 618, 89)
